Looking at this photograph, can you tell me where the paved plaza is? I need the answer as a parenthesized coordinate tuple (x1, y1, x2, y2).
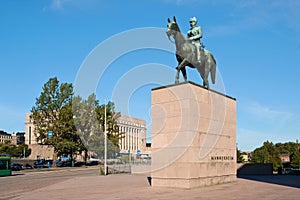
(9, 171, 300, 200)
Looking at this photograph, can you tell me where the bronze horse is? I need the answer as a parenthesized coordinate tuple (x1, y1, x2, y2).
(166, 16, 216, 88)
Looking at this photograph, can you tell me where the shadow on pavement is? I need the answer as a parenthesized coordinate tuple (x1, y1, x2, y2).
(10, 173, 25, 176)
(238, 175, 300, 189)
(147, 176, 152, 186)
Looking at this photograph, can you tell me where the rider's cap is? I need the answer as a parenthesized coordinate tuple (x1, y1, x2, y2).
(189, 17, 197, 22)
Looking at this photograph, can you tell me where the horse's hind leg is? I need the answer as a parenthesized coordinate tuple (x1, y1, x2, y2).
(204, 65, 210, 88)
(203, 80, 209, 89)
(181, 67, 187, 82)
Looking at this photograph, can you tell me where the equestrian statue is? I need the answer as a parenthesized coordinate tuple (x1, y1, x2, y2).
(166, 16, 216, 88)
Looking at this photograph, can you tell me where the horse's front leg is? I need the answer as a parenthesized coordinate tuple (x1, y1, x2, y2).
(176, 58, 189, 71)
(175, 69, 180, 84)
(175, 59, 189, 84)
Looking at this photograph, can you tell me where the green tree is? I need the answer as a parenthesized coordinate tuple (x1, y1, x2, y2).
(73, 94, 123, 159)
(96, 101, 123, 148)
(290, 140, 300, 168)
(31, 77, 83, 162)
(16, 144, 31, 158)
(275, 141, 299, 155)
(0, 141, 31, 158)
(290, 150, 300, 168)
(0, 140, 13, 155)
(237, 147, 245, 163)
(274, 140, 300, 168)
(250, 140, 282, 171)
(73, 94, 101, 161)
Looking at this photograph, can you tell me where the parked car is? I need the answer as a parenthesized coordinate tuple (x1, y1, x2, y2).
(23, 164, 33, 169)
(45, 160, 60, 168)
(34, 159, 46, 168)
(74, 161, 85, 167)
(11, 163, 23, 171)
(86, 161, 99, 166)
(57, 160, 72, 167)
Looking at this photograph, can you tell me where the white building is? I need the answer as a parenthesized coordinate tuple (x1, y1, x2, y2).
(24, 113, 147, 158)
(117, 115, 147, 155)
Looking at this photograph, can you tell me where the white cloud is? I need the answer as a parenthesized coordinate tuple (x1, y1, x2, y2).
(235, 0, 300, 32)
(243, 101, 293, 122)
(237, 127, 299, 151)
(42, 0, 66, 12)
(44, 0, 99, 12)
(50, 0, 66, 11)
(183, 0, 300, 36)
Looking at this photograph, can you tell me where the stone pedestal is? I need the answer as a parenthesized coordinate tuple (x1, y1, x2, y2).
(151, 82, 236, 189)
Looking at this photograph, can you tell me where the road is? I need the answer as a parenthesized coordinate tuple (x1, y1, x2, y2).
(0, 167, 100, 200)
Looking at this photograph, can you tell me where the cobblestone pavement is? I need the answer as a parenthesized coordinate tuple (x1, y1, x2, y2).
(3, 168, 299, 200)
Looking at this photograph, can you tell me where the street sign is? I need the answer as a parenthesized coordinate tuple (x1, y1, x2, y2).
(48, 131, 53, 138)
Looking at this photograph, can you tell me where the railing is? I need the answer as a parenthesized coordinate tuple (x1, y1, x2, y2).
(107, 159, 151, 174)
(108, 164, 131, 173)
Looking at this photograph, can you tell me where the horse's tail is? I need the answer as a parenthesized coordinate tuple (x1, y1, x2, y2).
(209, 52, 216, 84)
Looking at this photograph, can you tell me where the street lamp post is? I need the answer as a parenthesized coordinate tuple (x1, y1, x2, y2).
(71, 136, 74, 167)
(129, 132, 131, 164)
(48, 131, 57, 168)
(104, 99, 107, 175)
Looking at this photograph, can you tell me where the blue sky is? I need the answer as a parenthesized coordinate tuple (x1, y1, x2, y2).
(1, 0, 300, 151)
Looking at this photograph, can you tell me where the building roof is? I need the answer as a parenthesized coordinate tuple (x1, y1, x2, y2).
(117, 114, 146, 127)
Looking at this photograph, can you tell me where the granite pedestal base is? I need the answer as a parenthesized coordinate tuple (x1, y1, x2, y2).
(151, 82, 236, 189)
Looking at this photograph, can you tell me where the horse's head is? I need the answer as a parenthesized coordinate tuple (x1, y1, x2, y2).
(166, 16, 180, 39)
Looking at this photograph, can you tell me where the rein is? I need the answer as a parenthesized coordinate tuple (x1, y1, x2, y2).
(167, 34, 175, 44)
